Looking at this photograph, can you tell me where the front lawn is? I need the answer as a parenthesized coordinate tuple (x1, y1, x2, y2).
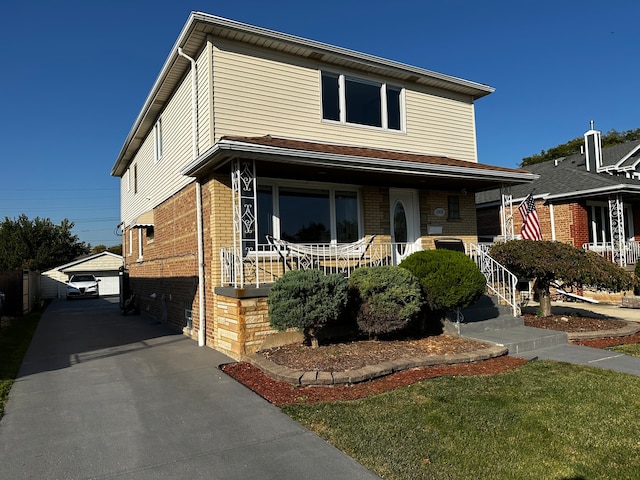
(0, 311, 41, 418)
(608, 343, 640, 358)
(283, 361, 640, 480)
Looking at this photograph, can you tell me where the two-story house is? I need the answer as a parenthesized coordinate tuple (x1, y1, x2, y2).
(111, 12, 534, 359)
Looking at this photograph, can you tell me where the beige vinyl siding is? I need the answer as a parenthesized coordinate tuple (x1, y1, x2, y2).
(211, 38, 478, 163)
(121, 48, 211, 224)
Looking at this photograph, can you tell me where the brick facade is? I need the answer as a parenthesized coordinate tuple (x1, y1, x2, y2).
(124, 178, 482, 360)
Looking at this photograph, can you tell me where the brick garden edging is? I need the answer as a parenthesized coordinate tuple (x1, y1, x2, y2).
(244, 344, 508, 386)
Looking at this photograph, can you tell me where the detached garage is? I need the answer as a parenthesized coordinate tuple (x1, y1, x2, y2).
(41, 252, 123, 299)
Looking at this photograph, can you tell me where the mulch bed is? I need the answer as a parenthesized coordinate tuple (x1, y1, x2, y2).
(221, 356, 528, 406)
(222, 313, 640, 406)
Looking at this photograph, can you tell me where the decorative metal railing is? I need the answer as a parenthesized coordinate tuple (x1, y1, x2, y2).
(467, 243, 520, 317)
(221, 239, 520, 317)
(221, 241, 417, 288)
(583, 241, 640, 267)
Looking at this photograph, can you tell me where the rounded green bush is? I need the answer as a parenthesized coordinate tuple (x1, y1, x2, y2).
(634, 263, 640, 296)
(268, 269, 348, 345)
(348, 266, 425, 337)
(399, 249, 486, 312)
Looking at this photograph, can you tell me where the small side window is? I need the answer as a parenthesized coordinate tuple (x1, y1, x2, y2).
(154, 119, 163, 163)
(448, 196, 461, 220)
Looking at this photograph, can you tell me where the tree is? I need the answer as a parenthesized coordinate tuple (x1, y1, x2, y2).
(489, 240, 634, 317)
(521, 127, 640, 167)
(0, 215, 90, 272)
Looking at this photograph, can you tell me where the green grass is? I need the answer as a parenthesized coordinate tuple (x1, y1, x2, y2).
(607, 343, 640, 358)
(283, 361, 640, 480)
(0, 311, 41, 418)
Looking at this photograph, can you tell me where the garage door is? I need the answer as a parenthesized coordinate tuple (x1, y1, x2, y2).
(96, 275, 120, 296)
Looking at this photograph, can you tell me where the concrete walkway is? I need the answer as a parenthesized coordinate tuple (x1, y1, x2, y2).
(513, 301, 640, 376)
(0, 298, 381, 480)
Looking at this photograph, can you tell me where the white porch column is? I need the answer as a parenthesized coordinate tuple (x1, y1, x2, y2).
(608, 194, 626, 267)
(500, 185, 515, 240)
(231, 159, 258, 287)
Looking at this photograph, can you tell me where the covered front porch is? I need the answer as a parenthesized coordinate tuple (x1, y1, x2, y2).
(181, 135, 535, 358)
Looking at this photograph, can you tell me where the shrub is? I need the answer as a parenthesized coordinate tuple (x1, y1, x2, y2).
(399, 249, 486, 312)
(634, 263, 640, 296)
(348, 266, 425, 338)
(268, 269, 348, 347)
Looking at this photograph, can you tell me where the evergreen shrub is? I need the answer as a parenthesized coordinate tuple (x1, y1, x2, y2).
(267, 269, 348, 347)
(399, 249, 486, 312)
(348, 266, 425, 338)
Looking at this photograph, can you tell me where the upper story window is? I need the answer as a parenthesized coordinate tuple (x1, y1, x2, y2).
(153, 118, 163, 163)
(321, 71, 403, 131)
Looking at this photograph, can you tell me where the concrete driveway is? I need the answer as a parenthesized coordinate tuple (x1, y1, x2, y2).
(0, 298, 380, 479)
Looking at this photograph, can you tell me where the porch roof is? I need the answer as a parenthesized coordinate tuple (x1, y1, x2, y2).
(180, 136, 536, 191)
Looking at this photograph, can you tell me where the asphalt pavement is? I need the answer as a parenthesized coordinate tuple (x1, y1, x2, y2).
(0, 298, 381, 480)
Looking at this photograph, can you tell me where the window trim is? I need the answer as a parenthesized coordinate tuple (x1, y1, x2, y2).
(258, 179, 362, 244)
(320, 70, 405, 132)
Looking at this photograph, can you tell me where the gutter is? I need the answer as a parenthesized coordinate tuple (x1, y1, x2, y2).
(177, 47, 206, 348)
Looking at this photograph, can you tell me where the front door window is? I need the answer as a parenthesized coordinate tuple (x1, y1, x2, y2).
(393, 201, 408, 255)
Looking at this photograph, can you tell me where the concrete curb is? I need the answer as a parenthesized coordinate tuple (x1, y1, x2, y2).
(566, 320, 640, 340)
(244, 344, 508, 386)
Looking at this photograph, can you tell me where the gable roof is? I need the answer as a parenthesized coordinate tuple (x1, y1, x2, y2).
(181, 135, 535, 191)
(111, 12, 495, 177)
(53, 251, 123, 272)
(476, 141, 640, 205)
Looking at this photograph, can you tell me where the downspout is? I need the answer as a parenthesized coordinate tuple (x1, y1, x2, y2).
(178, 47, 206, 347)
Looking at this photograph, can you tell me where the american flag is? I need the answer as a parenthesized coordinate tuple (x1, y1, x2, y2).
(519, 193, 542, 240)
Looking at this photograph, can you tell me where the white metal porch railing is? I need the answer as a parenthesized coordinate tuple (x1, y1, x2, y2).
(221, 240, 520, 316)
(467, 243, 520, 317)
(583, 241, 640, 266)
(221, 241, 413, 288)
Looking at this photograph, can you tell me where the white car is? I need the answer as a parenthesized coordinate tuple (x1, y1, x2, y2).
(66, 274, 100, 300)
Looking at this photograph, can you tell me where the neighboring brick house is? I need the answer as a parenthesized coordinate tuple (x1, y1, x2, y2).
(476, 126, 640, 270)
(111, 12, 533, 359)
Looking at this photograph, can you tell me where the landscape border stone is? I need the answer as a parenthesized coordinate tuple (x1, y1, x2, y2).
(566, 320, 640, 340)
(244, 344, 508, 386)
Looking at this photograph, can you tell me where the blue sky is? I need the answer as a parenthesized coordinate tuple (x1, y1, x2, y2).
(1, 0, 638, 247)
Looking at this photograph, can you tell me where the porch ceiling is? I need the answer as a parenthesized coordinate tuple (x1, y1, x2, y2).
(181, 136, 536, 192)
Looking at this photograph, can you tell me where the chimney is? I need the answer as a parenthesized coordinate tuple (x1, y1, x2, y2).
(584, 120, 602, 172)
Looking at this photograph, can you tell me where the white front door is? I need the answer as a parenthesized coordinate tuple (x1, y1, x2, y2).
(389, 189, 420, 263)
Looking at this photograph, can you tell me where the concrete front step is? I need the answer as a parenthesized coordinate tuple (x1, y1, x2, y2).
(461, 326, 568, 355)
(450, 294, 569, 354)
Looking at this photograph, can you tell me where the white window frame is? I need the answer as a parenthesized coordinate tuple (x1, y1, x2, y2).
(128, 229, 133, 256)
(258, 179, 362, 244)
(320, 71, 405, 132)
(587, 201, 634, 243)
(153, 118, 163, 163)
(137, 228, 143, 261)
